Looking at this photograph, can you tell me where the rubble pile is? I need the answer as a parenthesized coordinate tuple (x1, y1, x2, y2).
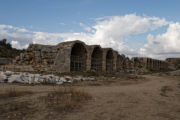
(0, 71, 95, 85)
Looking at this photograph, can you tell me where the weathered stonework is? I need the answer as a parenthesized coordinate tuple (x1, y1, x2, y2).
(13, 44, 58, 71)
(166, 58, 180, 69)
(0, 58, 12, 65)
(132, 57, 169, 71)
(9, 40, 171, 73)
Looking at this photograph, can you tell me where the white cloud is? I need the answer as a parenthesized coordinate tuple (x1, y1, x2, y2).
(0, 24, 28, 33)
(0, 24, 13, 29)
(0, 24, 32, 49)
(32, 32, 63, 45)
(79, 23, 92, 32)
(16, 28, 28, 33)
(140, 22, 180, 59)
(11, 40, 22, 49)
(63, 14, 169, 57)
(1, 14, 180, 60)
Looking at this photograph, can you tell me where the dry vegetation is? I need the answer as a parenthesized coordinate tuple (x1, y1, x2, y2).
(160, 85, 173, 97)
(0, 87, 92, 120)
(0, 87, 33, 99)
(0, 72, 179, 120)
(40, 87, 92, 112)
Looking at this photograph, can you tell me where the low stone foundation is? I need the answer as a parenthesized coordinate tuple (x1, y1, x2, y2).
(0, 58, 12, 65)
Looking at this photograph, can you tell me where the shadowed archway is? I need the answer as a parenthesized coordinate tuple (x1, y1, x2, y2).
(91, 47, 103, 71)
(70, 43, 87, 71)
(106, 50, 114, 72)
(116, 55, 124, 72)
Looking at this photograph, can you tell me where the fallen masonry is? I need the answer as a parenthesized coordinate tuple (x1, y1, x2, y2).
(3, 40, 174, 73)
(0, 71, 95, 85)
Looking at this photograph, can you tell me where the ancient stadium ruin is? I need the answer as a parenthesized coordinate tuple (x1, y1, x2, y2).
(5, 40, 170, 73)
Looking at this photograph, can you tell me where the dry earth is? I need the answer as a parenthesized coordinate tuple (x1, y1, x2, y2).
(0, 73, 180, 120)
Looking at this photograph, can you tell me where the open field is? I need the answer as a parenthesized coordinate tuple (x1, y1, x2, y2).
(0, 73, 180, 120)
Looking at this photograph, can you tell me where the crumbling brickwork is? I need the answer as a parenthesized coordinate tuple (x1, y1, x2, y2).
(166, 58, 180, 69)
(9, 40, 171, 73)
(0, 58, 12, 65)
(132, 57, 169, 71)
(13, 44, 58, 71)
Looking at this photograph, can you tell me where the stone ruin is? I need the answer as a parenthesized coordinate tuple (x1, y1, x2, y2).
(0, 58, 12, 66)
(132, 57, 169, 72)
(166, 58, 180, 70)
(4, 40, 170, 73)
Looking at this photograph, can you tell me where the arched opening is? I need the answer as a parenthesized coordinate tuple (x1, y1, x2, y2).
(147, 59, 150, 69)
(106, 50, 114, 72)
(116, 55, 124, 72)
(123, 57, 130, 71)
(133, 58, 139, 68)
(70, 43, 87, 71)
(91, 47, 103, 71)
(149, 59, 153, 69)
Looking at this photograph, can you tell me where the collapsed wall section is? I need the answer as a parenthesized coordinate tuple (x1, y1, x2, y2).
(166, 58, 180, 70)
(0, 58, 12, 65)
(11, 44, 58, 71)
(132, 57, 169, 71)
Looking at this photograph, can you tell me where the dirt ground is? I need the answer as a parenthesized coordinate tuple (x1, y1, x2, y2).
(0, 73, 180, 120)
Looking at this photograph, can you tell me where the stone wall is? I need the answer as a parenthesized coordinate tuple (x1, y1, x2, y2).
(13, 44, 58, 71)
(132, 57, 169, 71)
(166, 58, 180, 69)
(9, 40, 170, 73)
(0, 58, 12, 65)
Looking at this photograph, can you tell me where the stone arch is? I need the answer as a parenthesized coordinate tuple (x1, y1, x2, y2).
(132, 57, 139, 68)
(91, 46, 103, 71)
(106, 49, 114, 72)
(70, 42, 87, 71)
(116, 54, 124, 72)
(149, 58, 153, 69)
(123, 57, 130, 71)
(147, 58, 150, 69)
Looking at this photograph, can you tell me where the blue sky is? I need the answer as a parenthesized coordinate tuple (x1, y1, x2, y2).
(0, 0, 180, 59)
(0, 0, 179, 32)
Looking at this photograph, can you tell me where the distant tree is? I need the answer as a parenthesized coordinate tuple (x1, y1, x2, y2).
(0, 39, 7, 46)
(6, 42, 12, 49)
(0, 39, 12, 49)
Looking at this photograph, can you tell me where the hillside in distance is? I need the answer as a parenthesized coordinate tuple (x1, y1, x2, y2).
(0, 39, 24, 58)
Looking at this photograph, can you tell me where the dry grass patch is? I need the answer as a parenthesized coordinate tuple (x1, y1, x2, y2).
(41, 87, 92, 112)
(0, 87, 33, 99)
(160, 86, 173, 97)
(0, 101, 35, 120)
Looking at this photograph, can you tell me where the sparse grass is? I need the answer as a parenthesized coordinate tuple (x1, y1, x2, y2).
(40, 87, 92, 112)
(160, 86, 173, 97)
(0, 101, 34, 120)
(178, 83, 180, 88)
(0, 87, 33, 99)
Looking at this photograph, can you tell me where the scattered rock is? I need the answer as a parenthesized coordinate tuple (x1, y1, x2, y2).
(0, 71, 95, 85)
